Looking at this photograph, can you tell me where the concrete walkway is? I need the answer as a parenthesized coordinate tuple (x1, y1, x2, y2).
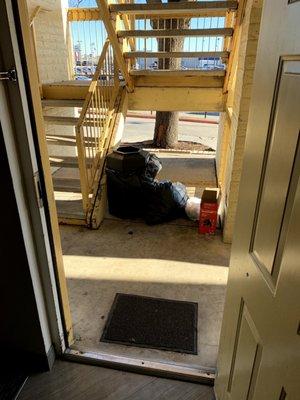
(61, 220, 230, 370)
(123, 115, 219, 150)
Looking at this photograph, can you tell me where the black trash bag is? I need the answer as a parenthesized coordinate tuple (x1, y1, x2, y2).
(143, 153, 162, 182)
(106, 147, 188, 224)
(106, 168, 145, 219)
(143, 180, 188, 225)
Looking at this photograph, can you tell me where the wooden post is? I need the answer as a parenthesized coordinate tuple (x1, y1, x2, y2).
(223, 0, 247, 93)
(29, 6, 42, 95)
(18, 0, 74, 345)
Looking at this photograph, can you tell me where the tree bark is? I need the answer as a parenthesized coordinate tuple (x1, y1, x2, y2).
(150, 3, 190, 148)
(154, 111, 179, 148)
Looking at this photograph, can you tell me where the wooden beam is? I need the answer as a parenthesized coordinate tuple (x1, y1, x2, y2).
(42, 81, 114, 100)
(128, 87, 225, 111)
(43, 83, 89, 100)
(124, 51, 229, 59)
(96, 0, 133, 91)
(223, 0, 247, 93)
(130, 69, 225, 77)
(67, 7, 228, 20)
(133, 75, 225, 88)
(110, 1, 238, 16)
(67, 7, 101, 21)
(118, 28, 234, 38)
(223, 10, 235, 52)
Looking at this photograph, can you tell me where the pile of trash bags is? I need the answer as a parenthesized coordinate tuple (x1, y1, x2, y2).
(106, 146, 190, 225)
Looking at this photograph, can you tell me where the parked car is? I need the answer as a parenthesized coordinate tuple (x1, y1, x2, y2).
(76, 75, 91, 81)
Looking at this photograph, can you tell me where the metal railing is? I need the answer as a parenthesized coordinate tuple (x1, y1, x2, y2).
(76, 39, 118, 211)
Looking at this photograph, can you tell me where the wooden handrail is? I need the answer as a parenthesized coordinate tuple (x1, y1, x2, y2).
(75, 40, 121, 213)
(77, 39, 110, 127)
(97, 0, 134, 91)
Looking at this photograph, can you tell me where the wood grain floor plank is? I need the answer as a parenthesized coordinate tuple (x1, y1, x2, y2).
(123, 377, 215, 400)
(18, 361, 215, 400)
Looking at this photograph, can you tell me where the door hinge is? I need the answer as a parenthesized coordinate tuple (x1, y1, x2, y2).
(0, 68, 17, 82)
(33, 172, 44, 208)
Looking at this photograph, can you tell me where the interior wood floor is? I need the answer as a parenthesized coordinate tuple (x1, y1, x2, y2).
(19, 361, 216, 400)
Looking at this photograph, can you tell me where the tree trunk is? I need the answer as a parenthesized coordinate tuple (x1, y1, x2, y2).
(154, 111, 179, 148)
(151, 8, 190, 148)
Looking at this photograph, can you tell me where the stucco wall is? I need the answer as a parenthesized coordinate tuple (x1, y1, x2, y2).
(216, 0, 263, 243)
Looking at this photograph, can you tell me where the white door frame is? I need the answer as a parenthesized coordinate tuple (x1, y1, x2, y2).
(0, 0, 67, 357)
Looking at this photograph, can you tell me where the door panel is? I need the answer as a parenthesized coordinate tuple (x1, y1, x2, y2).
(215, 1, 300, 399)
(228, 302, 261, 400)
(251, 63, 300, 284)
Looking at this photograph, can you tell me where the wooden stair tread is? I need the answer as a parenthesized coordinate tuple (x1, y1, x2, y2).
(124, 51, 229, 59)
(118, 28, 234, 38)
(44, 116, 79, 125)
(44, 80, 91, 87)
(42, 99, 84, 107)
(47, 134, 97, 147)
(44, 115, 105, 126)
(110, 1, 238, 17)
(68, 4, 236, 20)
(130, 69, 226, 77)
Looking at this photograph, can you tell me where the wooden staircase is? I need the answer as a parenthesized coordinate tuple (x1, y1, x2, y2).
(43, 101, 88, 225)
(41, 0, 244, 226)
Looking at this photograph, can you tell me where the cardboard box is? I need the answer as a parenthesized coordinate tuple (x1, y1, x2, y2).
(199, 188, 220, 234)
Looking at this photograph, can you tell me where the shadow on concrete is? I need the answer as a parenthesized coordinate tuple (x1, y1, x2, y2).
(60, 219, 231, 266)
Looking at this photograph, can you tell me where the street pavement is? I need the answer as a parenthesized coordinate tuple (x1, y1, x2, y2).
(123, 114, 219, 150)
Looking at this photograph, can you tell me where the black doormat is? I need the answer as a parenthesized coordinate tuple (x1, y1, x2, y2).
(100, 293, 198, 354)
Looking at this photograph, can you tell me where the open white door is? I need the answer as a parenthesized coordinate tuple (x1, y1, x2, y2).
(215, 0, 300, 398)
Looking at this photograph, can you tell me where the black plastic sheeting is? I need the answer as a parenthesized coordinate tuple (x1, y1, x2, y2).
(106, 147, 188, 225)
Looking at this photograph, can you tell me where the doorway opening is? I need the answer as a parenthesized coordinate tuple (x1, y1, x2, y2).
(21, 0, 261, 382)
(56, 108, 230, 376)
